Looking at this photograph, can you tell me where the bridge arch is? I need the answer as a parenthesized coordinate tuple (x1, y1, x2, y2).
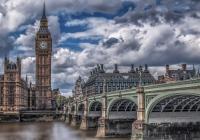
(107, 97, 137, 115)
(89, 101, 102, 112)
(106, 97, 137, 135)
(78, 103, 84, 111)
(77, 103, 84, 116)
(146, 92, 200, 124)
(88, 101, 102, 117)
(71, 105, 75, 114)
(107, 97, 137, 120)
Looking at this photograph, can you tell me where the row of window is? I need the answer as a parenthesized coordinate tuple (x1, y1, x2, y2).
(95, 80, 154, 85)
(38, 67, 50, 75)
(95, 82, 152, 87)
(36, 78, 50, 85)
(38, 35, 49, 39)
(38, 56, 50, 64)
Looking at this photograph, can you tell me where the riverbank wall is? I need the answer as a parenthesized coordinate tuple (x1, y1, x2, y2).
(0, 111, 64, 123)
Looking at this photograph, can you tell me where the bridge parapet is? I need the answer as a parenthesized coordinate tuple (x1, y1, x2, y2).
(86, 89, 136, 102)
(79, 79, 200, 103)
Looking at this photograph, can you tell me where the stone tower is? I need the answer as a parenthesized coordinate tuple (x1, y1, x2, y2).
(35, 2, 52, 109)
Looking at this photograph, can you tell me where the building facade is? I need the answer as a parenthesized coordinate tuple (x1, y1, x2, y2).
(77, 64, 156, 96)
(35, 3, 52, 109)
(73, 76, 85, 97)
(0, 57, 28, 112)
(158, 64, 196, 83)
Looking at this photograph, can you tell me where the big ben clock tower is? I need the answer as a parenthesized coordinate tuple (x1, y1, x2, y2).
(35, 2, 52, 109)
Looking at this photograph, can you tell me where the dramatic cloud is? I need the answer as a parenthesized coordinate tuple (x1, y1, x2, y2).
(55, 11, 200, 95)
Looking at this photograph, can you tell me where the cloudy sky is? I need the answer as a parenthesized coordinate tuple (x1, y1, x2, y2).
(0, 0, 200, 96)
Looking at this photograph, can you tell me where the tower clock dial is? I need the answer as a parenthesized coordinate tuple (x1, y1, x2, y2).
(40, 41, 47, 49)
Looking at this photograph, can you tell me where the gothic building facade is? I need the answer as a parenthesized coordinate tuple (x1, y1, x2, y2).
(73, 76, 85, 97)
(74, 64, 156, 96)
(0, 58, 28, 112)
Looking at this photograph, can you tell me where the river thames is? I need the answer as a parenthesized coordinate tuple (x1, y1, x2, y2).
(0, 122, 127, 140)
(1, 121, 200, 140)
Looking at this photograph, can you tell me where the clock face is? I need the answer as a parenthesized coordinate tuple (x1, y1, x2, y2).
(40, 41, 47, 49)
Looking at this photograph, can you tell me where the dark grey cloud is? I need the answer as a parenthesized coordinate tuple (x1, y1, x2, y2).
(103, 37, 119, 47)
(115, 10, 186, 26)
(46, 0, 123, 15)
(0, 36, 15, 57)
(115, 0, 200, 25)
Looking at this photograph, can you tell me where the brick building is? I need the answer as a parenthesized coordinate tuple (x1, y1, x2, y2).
(73, 76, 85, 97)
(158, 64, 196, 83)
(0, 57, 28, 112)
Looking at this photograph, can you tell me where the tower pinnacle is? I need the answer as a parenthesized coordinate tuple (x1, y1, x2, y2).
(42, 1, 46, 19)
(39, 0, 48, 29)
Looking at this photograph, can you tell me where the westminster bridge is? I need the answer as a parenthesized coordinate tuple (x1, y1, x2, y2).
(65, 78, 200, 140)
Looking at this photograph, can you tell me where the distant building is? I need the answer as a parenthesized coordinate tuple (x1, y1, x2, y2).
(73, 76, 85, 97)
(52, 89, 66, 111)
(52, 89, 61, 110)
(79, 64, 156, 96)
(0, 57, 28, 112)
(158, 64, 196, 83)
(52, 88, 61, 97)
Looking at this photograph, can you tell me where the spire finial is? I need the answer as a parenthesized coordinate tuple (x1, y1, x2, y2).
(193, 64, 196, 72)
(42, 0, 46, 19)
(26, 75, 28, 83)
(139, 70, 142, 87)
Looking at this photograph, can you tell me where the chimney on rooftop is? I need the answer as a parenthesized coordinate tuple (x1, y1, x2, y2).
(95, 68, 98, 73)
(166, 64, 170, 72)
(100, 64, 105, 73)
(113, 64, 119, 73)
(97, 64, 101, 72)
(129, 64, 135, 73)
(181, 64, 187, 71)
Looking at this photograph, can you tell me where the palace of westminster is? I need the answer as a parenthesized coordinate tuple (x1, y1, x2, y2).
(0, 3, 198, 113)
(0, 3, 52, 112)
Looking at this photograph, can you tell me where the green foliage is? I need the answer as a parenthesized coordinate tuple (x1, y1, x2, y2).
(55, 95, 67, 109)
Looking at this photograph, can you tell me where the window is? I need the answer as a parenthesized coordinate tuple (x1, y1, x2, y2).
(8, 85, 15, 106)
(0, 87, 3, 105)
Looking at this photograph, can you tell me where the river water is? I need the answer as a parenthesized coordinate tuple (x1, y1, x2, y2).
(1, 122, 200, 140)
(0, 122, 128, 140)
